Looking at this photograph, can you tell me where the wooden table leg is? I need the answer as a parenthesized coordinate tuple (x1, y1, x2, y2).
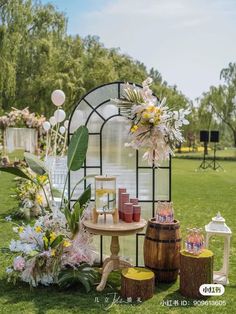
(97, 236, 132, 291)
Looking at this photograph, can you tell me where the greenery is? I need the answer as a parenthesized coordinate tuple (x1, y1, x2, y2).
(0, 0, 188, 118)
(197, 62, 236, 147)
(0, 158, 235, 313)
(2, 0, 236, 148)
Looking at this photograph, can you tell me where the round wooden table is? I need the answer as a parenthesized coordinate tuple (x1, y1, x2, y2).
(83, 218, 147, 291)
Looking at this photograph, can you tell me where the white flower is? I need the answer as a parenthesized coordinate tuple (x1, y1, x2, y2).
(5, 215, 12, 221)
(13, 256, 26, 271)
(142, 77, 153, 87)
(6, 267, 13, 274)
(124, 142, 131, 147)
(39, 274, 54, 286)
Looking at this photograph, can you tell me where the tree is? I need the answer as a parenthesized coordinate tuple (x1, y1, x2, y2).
(199, 84, 236, 146)
(0, 0, 190, 120)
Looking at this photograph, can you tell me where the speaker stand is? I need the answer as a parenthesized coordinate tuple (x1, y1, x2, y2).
(197, 143, 211, 170)
(208, 144, 224, 171)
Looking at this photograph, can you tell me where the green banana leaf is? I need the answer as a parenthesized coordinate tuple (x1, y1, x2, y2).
(77, 184, 91, 208)
(67, 126, 89, 171)
(24, 152, 46, 175)
(0, 166, 34, 183)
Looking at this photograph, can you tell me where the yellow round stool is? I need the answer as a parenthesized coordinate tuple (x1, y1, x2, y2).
(121, 267, 155, 301)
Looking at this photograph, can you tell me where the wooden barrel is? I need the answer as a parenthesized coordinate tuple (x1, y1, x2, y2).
(143, 218, 181, 283)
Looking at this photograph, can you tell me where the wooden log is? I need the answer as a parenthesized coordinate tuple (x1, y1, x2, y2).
(144, 219, 181, 283)
(180, 249, 214, 299)
(121, 267, 155, 301)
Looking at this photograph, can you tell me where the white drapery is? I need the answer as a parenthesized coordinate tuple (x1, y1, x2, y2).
(6, 127, 38, 153)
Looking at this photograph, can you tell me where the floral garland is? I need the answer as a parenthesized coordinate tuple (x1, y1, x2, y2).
(0, 107, 45, 130)
(113, 78, 190, 166)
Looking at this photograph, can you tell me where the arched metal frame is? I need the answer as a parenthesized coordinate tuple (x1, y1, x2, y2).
(68, 81, 172, 266)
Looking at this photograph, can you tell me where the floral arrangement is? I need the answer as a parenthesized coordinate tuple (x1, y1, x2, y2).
(6, 205, 95, 287)
(1, 125, 97, 290)
(12, 174, 49, 219)
(0, 107, 45, 130)
(0, 107, 46, 156)
(113, 78, 190, 166)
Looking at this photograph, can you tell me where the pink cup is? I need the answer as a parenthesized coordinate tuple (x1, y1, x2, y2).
(123, 202, 133, 223)
(120, 193, 129, 220)
(133, 205, 141, 222)
(118, 188, 126, 220)
(130, 197, 139, 205)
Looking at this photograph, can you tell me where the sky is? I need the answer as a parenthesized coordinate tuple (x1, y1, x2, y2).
(41, 0, 236, 101)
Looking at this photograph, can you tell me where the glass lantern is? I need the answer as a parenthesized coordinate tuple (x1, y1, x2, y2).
(93, 175, 118, 223)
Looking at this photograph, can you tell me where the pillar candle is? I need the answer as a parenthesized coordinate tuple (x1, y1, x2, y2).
(133, 205, 141, 222)
(123, 202, 133, 223)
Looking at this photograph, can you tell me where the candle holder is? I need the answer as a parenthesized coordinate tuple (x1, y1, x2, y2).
(93, 175, 118, 224)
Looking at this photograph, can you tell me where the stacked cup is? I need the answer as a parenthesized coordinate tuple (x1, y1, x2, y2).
(119, 190, 141, 223)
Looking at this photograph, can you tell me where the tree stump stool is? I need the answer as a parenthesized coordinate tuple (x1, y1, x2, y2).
(121, 267, 155, 301)
(180, 249, 214, 299)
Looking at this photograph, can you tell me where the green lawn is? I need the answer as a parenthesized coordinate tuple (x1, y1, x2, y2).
(0, 158, 236, 313)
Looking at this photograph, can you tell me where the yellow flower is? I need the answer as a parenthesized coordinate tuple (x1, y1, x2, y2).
(142, 111, 151, 119)
(146, 105, 155, 112)
(38, 175, 47, 184)
(155, 107, 162, 114)
(35, 226, 42, 233)
(35, 194, 43, 205)
(49, 232, 56, 244)
(63, 240, 71, 248)
(51, 249, 56, 257)
(18, 226, 24, 233)
(131, 125, 138, 133)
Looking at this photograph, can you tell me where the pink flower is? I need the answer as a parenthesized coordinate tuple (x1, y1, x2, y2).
(13, 256, 25, 271)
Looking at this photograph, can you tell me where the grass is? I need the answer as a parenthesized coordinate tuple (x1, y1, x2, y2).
(0, 157, 236, 313)
(175, 147, 236, 160)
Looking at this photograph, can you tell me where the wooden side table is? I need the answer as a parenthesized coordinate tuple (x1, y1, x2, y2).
(180, 249, 214, 298)
(83, 218, 146, 291)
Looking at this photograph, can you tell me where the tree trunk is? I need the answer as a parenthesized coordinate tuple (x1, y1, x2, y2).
(180, 249, 213, 299)
(233, 130, 236, 148)
(121, 267, 155, 301)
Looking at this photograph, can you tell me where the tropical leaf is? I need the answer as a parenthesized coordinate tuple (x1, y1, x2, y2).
(67, 126, 89, 171)
(58, 264, 99, 292)
(0, 167, 34, 183)
(64, 206, 72, 226)
(70, 202, 84, 234)
(72, 202, 83, 223)
(52, 187, 62, 198)
(24, 152, 46, 175)
(70, 174, 95, 199)
(50, 235, 64, 248)
(77, 184, 91, 208)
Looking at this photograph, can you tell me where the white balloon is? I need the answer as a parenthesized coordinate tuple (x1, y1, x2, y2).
(64, 119, 69, 129)
(51, 90, 65, 107)
(59, 126, 66, 134)
(49, 116, 57, 126)
(42, 121, 51, 131)
(54, 109, 66, 123)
